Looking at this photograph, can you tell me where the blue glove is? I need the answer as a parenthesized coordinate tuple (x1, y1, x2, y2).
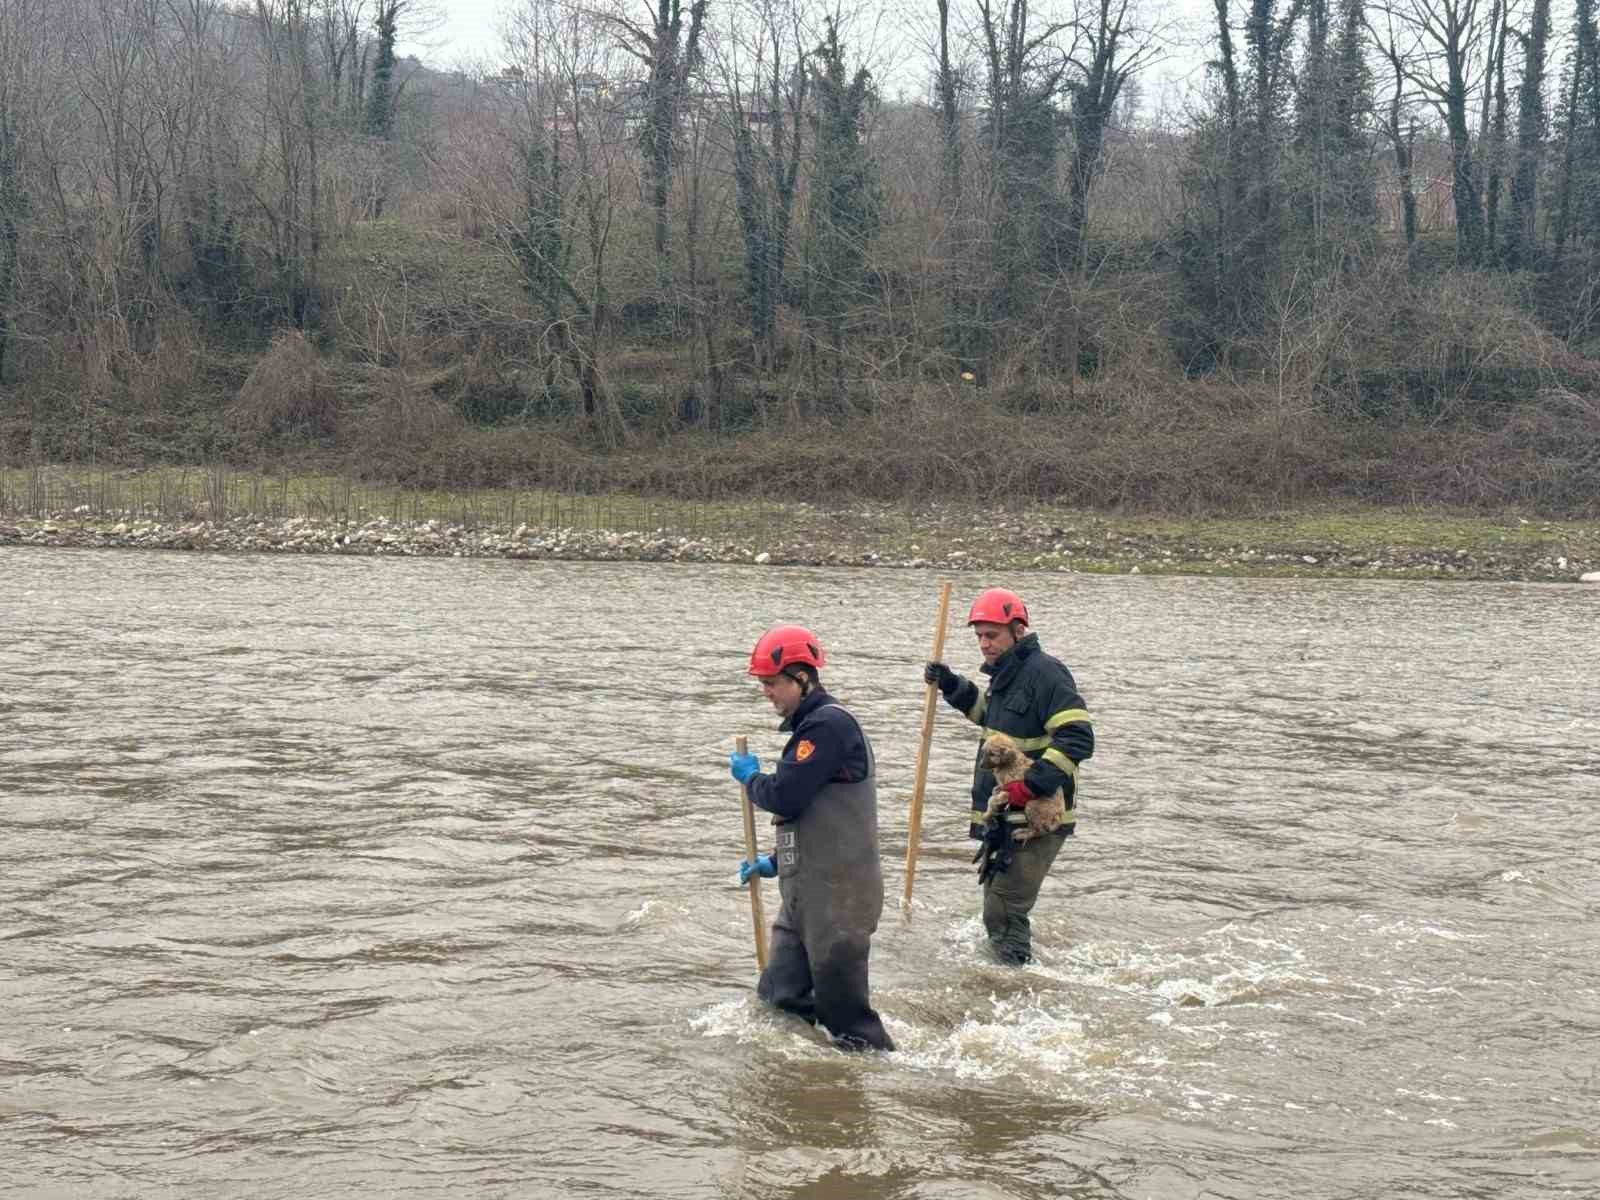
(729, 751, 761, 784)
(739, 853, 777, 885)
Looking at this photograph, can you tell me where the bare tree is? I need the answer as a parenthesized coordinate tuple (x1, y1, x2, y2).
(675, 83, 733, 429)
(356, 0, 442, 217)
(251, 0, 325, 327)
(65, 0, 176, 349)
(319, 0, 370, 122)
(924, 0, 983, 374)
(0, 0, 44, 380)
(607, 0, 710, 286)
(1375, 0, 1492, 263)
(167, 1, 250, 324)
(933, 0, 963, 218)
(489, 0, 636, 444)
(362, 0, 443, 131)
(716, 0, 810, 377)
(1057, 0, 1158, 381)
(1476, 0, 1508, 260)
(1061, 0, 1149, 276)
(1372, 10, 1420, 260)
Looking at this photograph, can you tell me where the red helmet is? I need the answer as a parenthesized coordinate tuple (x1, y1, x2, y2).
(747, 624, 826, 676)
(967, 587, 1029, 627)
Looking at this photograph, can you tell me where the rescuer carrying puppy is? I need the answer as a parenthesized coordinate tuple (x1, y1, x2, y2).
(924, 588, 1094, 965)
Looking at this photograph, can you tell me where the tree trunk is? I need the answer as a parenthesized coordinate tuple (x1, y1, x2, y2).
(1446, 95, 1480, 264)
(1550, 10, 1588, 259)
(1481, 6, 1509, 262)
(1504, 0, 1552, 269)
(0, 122, 17, 383)
(639, 0, 708, 294)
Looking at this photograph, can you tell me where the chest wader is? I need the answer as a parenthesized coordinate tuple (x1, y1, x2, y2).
(756, 710, 894, 1051)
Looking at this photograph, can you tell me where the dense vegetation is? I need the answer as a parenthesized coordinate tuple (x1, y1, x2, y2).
(0, 0, 1597, 513)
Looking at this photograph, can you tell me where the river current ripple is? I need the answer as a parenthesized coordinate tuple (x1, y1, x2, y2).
(2, 549, 1597, 1199)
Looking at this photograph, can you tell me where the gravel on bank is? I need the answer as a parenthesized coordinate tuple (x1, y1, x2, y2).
(4, 506, 1600, 583)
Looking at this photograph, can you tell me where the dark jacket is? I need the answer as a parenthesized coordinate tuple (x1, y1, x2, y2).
(746, 688, 871, 821)
(940, 633, 1094, 839)
(747, 688, 882, 933)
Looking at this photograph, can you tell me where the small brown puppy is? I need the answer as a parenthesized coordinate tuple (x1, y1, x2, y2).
(980, 732, 1068, 843)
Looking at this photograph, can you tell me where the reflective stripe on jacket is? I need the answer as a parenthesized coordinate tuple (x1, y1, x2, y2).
(941, 632, 1094, 840)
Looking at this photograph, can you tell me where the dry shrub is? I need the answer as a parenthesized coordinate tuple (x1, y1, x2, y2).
(509, 378, 1285, 512)
(323, 135, 392, 235)
(320, 219, 528, 363)
(194, 248, 1597, 516)
(66, 319, 128, 403)
(124, 317, 208, 410)
(1304, 264, 1562, 420)
(339, 364, 467, 482)
(117, 316, 232, 460)
(228, 331, 336, 442)
(426, 339, 530, 425)
(305, 362, 1599, 516)
(611, 346, 686, 379)
(1, 313, 235, 463)
(611, 376, 1492, 514)
(984, 335, 1062, 400)
(1078, 270, 1182, 386)
(1459, 389, 1600, 510)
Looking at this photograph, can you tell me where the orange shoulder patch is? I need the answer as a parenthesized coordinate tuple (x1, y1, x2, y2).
(794, 739, 815, 762)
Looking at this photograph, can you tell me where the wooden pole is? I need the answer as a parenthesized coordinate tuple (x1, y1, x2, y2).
(903, 580, 954, 911)
(737, 735, 769, 971)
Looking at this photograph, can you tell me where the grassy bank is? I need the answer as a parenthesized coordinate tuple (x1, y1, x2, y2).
(10, 369, 1600, 516)
(0, 464, 779, 538)
(3, 466, 1597, 581)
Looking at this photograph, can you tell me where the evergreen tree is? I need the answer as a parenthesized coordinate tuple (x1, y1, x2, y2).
(1553, 0, 1600, 255)
(1504, 0, 1552, 268)
(1176, 0, 1301, 366)
(731, 43, 807, 374)
(364, 1, 398, 139)
(1292, 0, 1374, 263)
(979, 0, 1067, 324)
(804, 19, 880, 413)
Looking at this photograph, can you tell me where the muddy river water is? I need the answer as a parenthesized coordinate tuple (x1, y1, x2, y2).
(2, 548, 1597, 1199)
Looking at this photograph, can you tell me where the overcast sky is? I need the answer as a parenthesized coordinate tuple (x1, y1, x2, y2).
(399, 0, 503, 66)
(401, 0, 1232, 112)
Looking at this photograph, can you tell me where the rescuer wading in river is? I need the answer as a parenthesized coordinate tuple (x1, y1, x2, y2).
(924, 588, 1094, 965)
(730, 624, 894, 1052)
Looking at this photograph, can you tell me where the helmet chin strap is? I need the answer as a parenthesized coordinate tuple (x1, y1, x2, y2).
(782, 666, 814, 696)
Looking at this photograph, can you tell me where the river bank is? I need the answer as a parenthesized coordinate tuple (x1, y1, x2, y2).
(3, 501, 1599, 582)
